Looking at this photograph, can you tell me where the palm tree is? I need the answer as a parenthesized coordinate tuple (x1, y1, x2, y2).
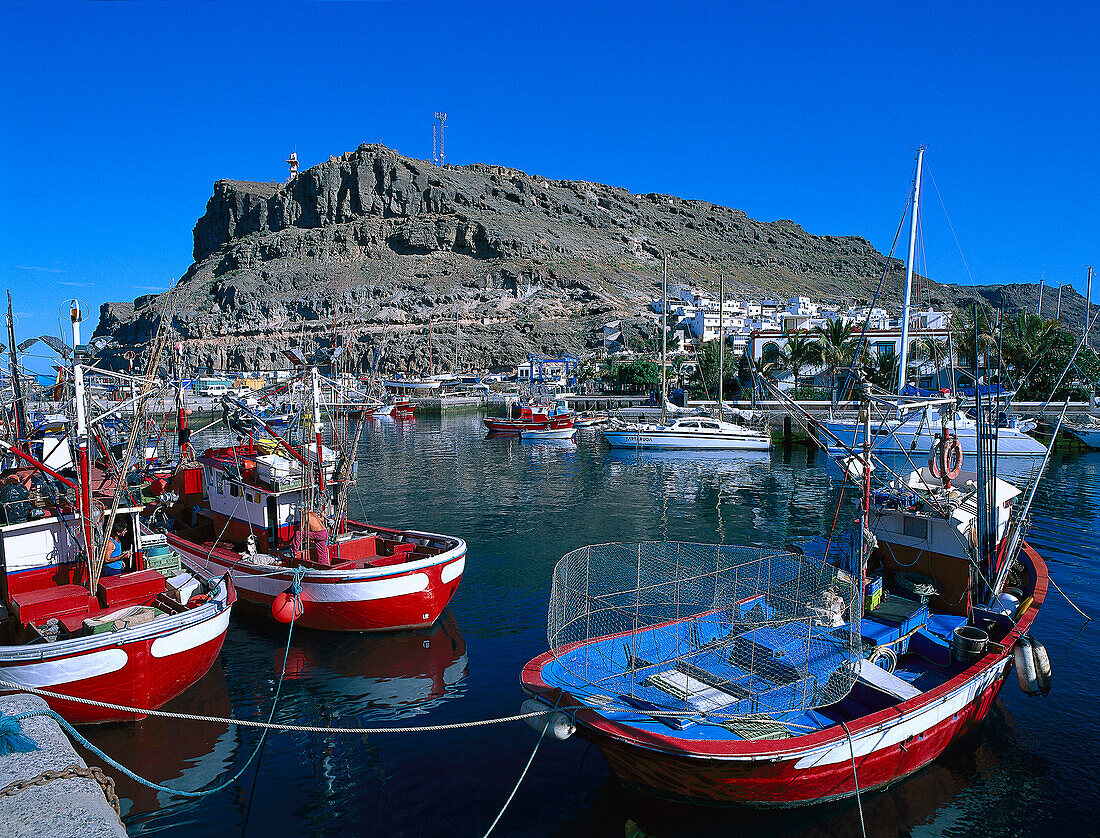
(862, 351, 900, 391)
(1001, 311, 1056, 386)
(909, 334, 951, 390)
(760, 329, 816, 393)
(811, 319, 856, 401)
(950, 305, 998, 372)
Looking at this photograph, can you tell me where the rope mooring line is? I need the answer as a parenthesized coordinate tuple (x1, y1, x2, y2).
(0, 679, 550, 734)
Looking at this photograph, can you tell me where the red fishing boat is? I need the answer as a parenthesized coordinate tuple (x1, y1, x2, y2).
(0, 304, 233, 723)
(484, 401, 573, 435)
(158, 368, 466, 632)
(521, 394, 1058, 806)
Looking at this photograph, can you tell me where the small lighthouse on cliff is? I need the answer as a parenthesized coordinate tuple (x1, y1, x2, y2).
(286, 151, 299, 181)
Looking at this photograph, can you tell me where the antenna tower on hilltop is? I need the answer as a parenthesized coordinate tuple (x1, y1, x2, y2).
(432, 112, 447, 166)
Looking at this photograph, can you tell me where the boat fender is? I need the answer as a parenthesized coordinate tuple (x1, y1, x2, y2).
(1031, 638, 1053, 696)
(1013, 635, 1041, 695)
(272, 589, 304, 624)
(520, 698, 575, 740)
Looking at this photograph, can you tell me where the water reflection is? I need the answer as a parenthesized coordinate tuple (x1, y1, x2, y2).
(110, 412, 1098, 836)
(81, 661, 238, 830)
(279, 611, 468, 720)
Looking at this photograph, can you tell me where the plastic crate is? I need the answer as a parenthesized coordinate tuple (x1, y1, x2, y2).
(144, 549, 182, 578)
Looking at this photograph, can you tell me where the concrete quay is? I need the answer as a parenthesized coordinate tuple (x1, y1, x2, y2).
(0, 695, 127, 838)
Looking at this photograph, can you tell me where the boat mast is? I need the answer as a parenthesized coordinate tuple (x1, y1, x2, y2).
(1086, 265, 1094, 349)
(897, 145, 925, 415)
(310, 365, 326, 499)
(6, 291, 26, 451)
(454, 305, 460, 373)
(174, 342, 190, 459)
(69, 303, 96, 569)
(718, 274, 725, 422)
(660, 254, 668, 425)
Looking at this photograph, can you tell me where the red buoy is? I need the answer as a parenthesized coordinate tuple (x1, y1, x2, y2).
(149, 477, 169, 496)
(272, 591, 304, 623)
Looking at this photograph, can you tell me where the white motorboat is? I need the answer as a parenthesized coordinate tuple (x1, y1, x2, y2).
(603, 416, 772, 451)
(817, 405, 1047, 459)
(1065, 417, 1100, 449)
(521, 426, 577, 441)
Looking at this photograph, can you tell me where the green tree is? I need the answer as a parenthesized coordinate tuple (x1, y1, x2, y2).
(760, 329, 817, 391)
(811, 319, 856, 401)
(603, 359, 660, 392)
(690, 341, 741, 398)
(862, 350, 900, 391)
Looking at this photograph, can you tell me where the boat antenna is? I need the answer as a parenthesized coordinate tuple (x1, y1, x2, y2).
(660, 253, 668, 425)
(897, 145, 925, 417)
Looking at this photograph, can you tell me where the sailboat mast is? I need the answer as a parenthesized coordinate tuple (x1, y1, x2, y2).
(660, 254, 667, 425)
(718, 274, 725, 421)
(6, 291, 26, 449)
(311, 366, 326, 496)
(897, 146, 925, 410)
(69, 304, 95, 569)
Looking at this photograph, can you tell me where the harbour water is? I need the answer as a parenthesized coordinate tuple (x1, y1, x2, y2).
(83, 414, 1100, 837)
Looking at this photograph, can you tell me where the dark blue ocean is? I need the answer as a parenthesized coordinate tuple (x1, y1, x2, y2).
(83, 414, 1100, 837)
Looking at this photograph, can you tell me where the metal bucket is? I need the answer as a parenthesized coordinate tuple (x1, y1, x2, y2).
(951, 626, 988, 663)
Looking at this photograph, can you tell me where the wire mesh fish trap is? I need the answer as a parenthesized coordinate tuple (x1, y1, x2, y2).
(546, 542, 861, 722)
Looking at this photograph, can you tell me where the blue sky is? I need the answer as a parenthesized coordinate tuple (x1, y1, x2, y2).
(1, 0, 1097, 360)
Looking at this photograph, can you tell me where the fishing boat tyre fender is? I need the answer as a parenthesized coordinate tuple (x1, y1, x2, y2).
(1014, 635, 1052, 696)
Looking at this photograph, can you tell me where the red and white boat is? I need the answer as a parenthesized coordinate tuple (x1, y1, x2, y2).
(160, 369, 466, 632)
(522, 416, 1056, 805)
(0, 304, 233, 723)
(484, 402, 573, 435)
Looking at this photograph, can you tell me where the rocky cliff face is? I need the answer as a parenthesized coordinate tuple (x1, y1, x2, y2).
(93, 143, 1089, 374)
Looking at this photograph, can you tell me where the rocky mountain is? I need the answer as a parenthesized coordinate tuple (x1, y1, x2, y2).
(93, 143, 1090, 375)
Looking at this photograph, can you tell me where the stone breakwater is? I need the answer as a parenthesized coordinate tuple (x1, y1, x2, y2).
(93, 143, 1087, 374)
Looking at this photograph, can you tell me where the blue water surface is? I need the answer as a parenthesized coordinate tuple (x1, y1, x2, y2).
(82, 414, 1100, 837)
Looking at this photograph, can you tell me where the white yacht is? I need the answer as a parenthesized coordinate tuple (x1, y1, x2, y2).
(603, 415, 771, 451)
(818, 404, 1046, 458)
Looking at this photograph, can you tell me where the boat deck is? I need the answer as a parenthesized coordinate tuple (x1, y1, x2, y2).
(540, 602, 970, 743)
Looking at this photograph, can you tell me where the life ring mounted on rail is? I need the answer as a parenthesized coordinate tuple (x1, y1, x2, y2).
(928, 433, 963, 484)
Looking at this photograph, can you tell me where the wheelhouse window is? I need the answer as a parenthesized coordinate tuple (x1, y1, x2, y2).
(902, 516, 928, 540)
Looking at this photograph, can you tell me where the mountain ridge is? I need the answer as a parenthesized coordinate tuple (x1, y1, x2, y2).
(92, 142, 1088, 374)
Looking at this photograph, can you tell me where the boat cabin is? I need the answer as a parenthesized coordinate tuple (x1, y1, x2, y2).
(0, 471, 182, 644)
(867, 467, 1019, 615)
(193, 442, 337, 552)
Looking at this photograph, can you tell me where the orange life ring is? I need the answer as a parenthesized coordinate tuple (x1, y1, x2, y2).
(940, 435, 963, 480)
(929, 434, 962, 481)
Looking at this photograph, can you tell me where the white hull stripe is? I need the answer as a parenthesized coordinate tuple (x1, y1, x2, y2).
(177, 547, 435, 603)
(441, 557, 465, 584)
(0, 649, 129, 689)
(150, 609, 231, 659)
(792, 662, 1004, 769)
